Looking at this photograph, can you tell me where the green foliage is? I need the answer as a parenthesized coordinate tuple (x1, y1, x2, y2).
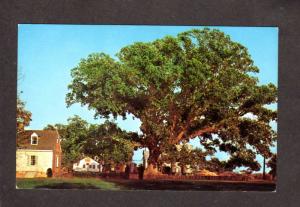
(16, 178, 121, 190)
(205, 157, 228, 172)
(66, 28, 277, 169)
(43, 124, 57, 130)
(47, 116, 135, 169)
(17, 97, 32, 134)
(54, 116, 89, 169)
(267, 153, 276, 178)
(83, 120, 135, 165)
(159, 143, 209, 170)
(224, 150, 261, 171)
(207, 151, 261, 172)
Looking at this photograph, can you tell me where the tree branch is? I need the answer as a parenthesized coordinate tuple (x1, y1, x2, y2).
(188, 125, 220, 140)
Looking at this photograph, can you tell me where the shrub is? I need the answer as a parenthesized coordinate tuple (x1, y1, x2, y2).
(46, 168, 53, 177)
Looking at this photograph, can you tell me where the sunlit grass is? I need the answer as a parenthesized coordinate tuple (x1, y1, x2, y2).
(16, 177, 122, 190)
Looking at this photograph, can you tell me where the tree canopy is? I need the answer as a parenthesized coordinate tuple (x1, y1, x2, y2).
(159, 143, 209, 172)
(45, 116, 135, 169)
(17, 97, 32, 134)
(66, 28, 277, 169)
(267, 153, 277, 178)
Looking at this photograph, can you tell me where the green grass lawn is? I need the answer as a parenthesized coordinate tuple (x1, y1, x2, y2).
(16, 177, 122, 190)
(16, 177, 275, 191)
(105, 179, 276, 191)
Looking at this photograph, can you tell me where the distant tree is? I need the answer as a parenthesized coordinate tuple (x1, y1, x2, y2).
(83, 120, 135, 166)
(206, 157, 228, 173)
(224, 152, 261, 172)
(267, 153, 277, 179)
(66, 28, 277, 171)
(43, 124, 57, 130)
(159, 143, 209, 173)
(55, 116, 89, 169)
(47, 116, 135, 170)
(17, 96, 32, 134)
(206, 153, 261, 173)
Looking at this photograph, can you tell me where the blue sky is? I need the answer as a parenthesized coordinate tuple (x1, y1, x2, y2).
(18, 25, 278, 172)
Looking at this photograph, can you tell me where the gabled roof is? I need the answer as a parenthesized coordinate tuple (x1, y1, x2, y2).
(75, 157, 99, 164)
(17, 130, 59, 150)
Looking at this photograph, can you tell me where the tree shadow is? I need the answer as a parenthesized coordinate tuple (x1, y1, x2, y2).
(35, 182, 99, 189)
(108, 179, 276, 191)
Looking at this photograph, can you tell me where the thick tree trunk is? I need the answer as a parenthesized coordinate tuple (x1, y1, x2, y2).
(119, 163, 126, 173)
(144, 163, 160, 175)
(144, 147, 162, 176)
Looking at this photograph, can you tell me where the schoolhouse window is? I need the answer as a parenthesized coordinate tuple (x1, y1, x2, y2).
(92, 165, 95, 169)
(31, 136, 38, 145)
(83, 164, 85, 168)
(30, 155, 37, 165)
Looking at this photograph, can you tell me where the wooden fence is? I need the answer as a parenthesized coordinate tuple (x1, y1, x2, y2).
(70, 171, 273, 181)
(142, 174, 250, 181)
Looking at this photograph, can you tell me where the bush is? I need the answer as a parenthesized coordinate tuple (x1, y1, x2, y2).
(46, 168, 53, 177)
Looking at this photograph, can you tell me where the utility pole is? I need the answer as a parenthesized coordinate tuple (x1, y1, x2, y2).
(263, 156, 266, 180)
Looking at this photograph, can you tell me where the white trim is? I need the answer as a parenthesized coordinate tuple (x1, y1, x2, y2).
(56, 155, 59, 167)
(17, 149, 53, 152)
(55, 130, 61, 143)
(30, 133, 38, 145)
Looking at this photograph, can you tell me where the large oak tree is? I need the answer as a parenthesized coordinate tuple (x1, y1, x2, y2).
(66, 28, 277, 170)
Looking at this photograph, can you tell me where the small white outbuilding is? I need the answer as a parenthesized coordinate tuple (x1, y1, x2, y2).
(72, 157, 102, 172)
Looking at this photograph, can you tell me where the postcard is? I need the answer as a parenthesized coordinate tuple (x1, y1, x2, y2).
(16, 25, 277, 191)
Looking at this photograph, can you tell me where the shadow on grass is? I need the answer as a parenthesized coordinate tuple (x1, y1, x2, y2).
(17, 178, 275, 191)
(107, 179, 276, 191)
(35, 182, 99, 189)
